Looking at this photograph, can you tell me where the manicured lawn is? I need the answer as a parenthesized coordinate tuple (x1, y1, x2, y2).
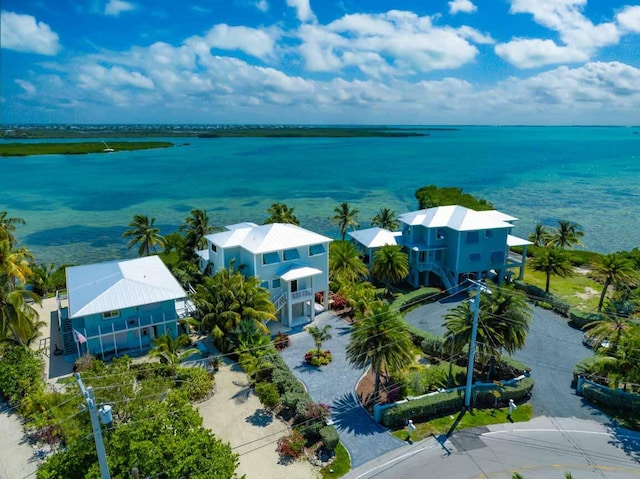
(523, 269, 601, 311)
(391, 404, 534, 442)
(321, 442, 351, 479)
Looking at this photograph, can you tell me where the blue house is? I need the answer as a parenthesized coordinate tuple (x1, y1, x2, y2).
(62, 256, 188, 357)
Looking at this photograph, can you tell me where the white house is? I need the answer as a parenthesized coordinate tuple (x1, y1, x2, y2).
(198, 222, 333, 328)
(348, 227, 403, 268)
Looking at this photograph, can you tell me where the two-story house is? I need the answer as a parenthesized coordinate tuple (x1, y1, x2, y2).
(198, 222, 333, 328)
(348, 227, 403, 268)
(61, 255, 187, 358)
(397, 205, 531, 290)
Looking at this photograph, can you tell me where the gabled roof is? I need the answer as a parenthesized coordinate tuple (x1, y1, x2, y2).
(348, 227, 402, 248)
(205, 223, 332, 254)
(479, 210, 518, 222)
(66, 256, 186, 319)
(399, 205, 513, 231)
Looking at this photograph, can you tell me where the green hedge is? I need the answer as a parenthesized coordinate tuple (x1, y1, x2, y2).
(583, 383, 640, 414)
(569, 310, 604, 329)
(391, 287, 443, 312)
(380, 378, 534, 428)
(0, 345, 44, 411)
(174, 366, 215, 402)
(513, 281, 570, 317)
(255, 382, 280, 409)
(319, 426, 339, 452)
(407, 325, 445, 349)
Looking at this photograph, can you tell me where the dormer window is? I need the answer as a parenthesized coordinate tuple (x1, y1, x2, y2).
(262, 252, 280, 265)
(211, 244, 217, 253)
(283, 248, 300, 261)
(309, 244, 325, 256)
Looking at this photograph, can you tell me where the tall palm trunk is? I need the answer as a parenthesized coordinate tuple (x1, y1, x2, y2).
(545, 272, 551, 293)
(597, 279, 610, 312)
(374, 371, 381, 404)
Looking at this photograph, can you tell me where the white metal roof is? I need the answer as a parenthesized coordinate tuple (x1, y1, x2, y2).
(206, 223, 332, 254)
(226, 222, 259, 230)
(507, 234, 533, 247)
(399, 205, 513, 231)
(66, 256, 186, 319)
(196, 249, 209, 261)
(348, 228, 402, 248)
(277, 264, 323, 281)
(479, 210, 518, 223)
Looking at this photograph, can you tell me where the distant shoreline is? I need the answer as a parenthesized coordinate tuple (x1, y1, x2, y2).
(2, 126, 431, 140)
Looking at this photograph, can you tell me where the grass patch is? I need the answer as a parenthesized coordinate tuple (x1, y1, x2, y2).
(391, 404, 534, 442)
(522, 269, 601, 311)
(390, 287, 443, 313)
(321, 442, 350, 479)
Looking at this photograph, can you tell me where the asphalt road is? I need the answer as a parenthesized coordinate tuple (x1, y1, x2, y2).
(345, 416, 640, 479)
(404, 294, 602, 421)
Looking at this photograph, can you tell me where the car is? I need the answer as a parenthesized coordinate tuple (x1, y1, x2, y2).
(582, 332, 610, 350)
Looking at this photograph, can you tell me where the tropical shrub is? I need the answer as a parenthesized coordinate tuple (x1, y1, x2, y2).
(305, 349, 332, 366)
(174, 366, 215, 402)
(274, 332, 290, 350)
(255, 382, 280, 409)
(305, 402, 331, 422)
(569, 310, 604, 329)
(582, 383, 640, 414)
(319, 426, 339, 452)
(281, 391, 310, 421)
(0, 345, 44, 411)
(390, 287, 443, 312)
(277, 429, 306, 459)
(330, 294, 348, 310)
(420, 336, 445, 359)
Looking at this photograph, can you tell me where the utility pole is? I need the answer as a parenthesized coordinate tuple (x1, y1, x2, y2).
(75, 373, 112, 479)
(464, 280, 482, 409)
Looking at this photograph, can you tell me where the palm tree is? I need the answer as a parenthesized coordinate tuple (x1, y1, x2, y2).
(306, 324, 332, 353)
(0, 238, 34, 287)
(331, 202, 360, 240)
(329, 241, 368, 283)
(181, 208, 215, 251)
(528, 223, 551, 247)
(346, 301, 414, 405)
(0, 287, 43, 346)
(548, 220, 584, 249)
(0, 211, 25, 246)
(370, 208, 399, 230)
(584, 313, 630, 354)
(122, 214, 165, 256)
(371, 245, 409, 296)
(149, 334, 200, 365)
(264, 202, 300, 226)
(529, 247, 573, 293)
(591, 253, 637, 312)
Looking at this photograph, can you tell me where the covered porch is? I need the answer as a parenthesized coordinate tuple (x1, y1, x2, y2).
(271, 264, 329, 329)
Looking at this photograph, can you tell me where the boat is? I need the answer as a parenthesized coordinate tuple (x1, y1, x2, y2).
(103, 141, 114, 152)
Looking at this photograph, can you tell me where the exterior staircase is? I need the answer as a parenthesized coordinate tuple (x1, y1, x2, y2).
(61, 313, 76, 355)
(272, 291, 287, 313)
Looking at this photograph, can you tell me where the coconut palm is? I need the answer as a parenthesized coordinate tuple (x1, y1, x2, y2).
(591, 253, 637, 312)
(370, 208, 399, 230)
(0, 211, 25, 246)
(0, 238, 34, 287)
(329, 241, 368, 283)
(264, 202, 300, 226)
(181, 208, 216, 251)
(584, 313, 630, 354)
(331, 202, 360, 240)
(0, 287, 43, 346)
(529, 247, 573, 293)
(548, 220, 584, 249)
(528, 223, 551, 247)
(346, 301, 414, 405)
(123, 214, 165, 256)
(149, 333, 200, 365)
(371, 245, 409, 296)
(306, 324, 332, 353)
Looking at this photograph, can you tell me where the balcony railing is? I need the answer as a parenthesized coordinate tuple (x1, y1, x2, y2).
(291, 289, 313, 302)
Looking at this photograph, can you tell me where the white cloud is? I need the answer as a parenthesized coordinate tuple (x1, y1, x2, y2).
(199, 24, 280, 60)
(104, 0, 136, 16)
(256, 0, 269, 12)
(0, 11, 61, 55)
(449, 0, 477, 15)
(617, 6, 640, 33)
(495, 38, 588, 68)
(297, 11, 485, 75)
(287, 0, 316, 23)
(77, 64, 154, 91)
(15, 79, 36, 95)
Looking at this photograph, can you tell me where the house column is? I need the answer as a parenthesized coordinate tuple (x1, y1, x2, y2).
(310, 276, 315, 322)
(323, 288, 329, 311)
(287, 283, 293, 327)
(99, 325, 104, 357)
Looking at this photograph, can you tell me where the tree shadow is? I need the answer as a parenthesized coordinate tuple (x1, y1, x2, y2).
(330, 392, 385, 436)
(245, 408, 273, 427)
(293, 362, 323, 374)
(232, 381, 251, 404)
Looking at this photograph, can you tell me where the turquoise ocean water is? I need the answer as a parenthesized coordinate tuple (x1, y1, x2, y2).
(2, 126, 639, 265)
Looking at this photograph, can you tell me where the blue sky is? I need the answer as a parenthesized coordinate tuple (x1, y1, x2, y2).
(2, 0, 640, 124)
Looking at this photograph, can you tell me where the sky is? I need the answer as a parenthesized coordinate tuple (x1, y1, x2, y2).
(2, 0, 640, 125)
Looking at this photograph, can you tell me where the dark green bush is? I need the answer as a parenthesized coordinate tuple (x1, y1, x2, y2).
(174, 366, 215, 402)
(319, 426, 339, 452)
(569, 310, 604, 329)
(255, 382, 280, 409)
(513, 281, 570, 317)
(0, 345, 44, 411)
(566, 250, 603, 267)
(380, 378, 534, 428)
(420, 336, 445, 359)
(583, 383, 640, 414)
(391, 287, 443, 312)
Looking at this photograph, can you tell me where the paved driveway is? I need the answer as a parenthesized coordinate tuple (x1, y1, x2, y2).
(280, 313, 404, 468)
(404, 296, 604, 422)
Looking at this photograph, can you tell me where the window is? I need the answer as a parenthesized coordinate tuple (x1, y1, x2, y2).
(272, 279, 281, 289)
(491, 251, 505, 262)
(309, 244, 325, 256)
(102, 310, 120, 320)
(436, 228, 445, 240)
(484, 230, 492, 239)
(291, 280, 298, 292)
(435, 250, 442, 261)
(466, 231, 479, 244)
(260, 280, 269, 289)
(262, 252, 280, 265)
(469, 253, 481, 262)
(283, 248, 300, 261)
(211, 244, 217, 253)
